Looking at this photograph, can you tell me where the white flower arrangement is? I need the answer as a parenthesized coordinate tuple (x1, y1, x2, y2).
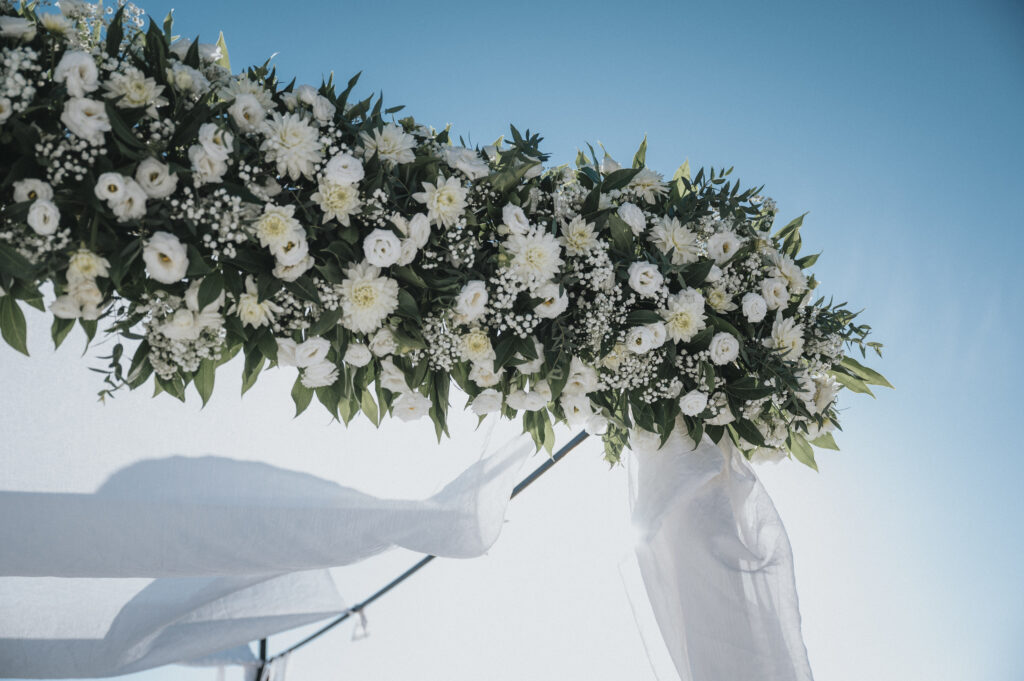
(0, 2, 889, 466)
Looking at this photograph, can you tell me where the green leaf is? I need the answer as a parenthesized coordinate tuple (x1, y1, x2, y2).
(397, 289, 420, 322)
(839, 356, 893, 388)
(0, 296, 29, 356)
(601, 167, 641, 192)
(360, 388, 380, 426)
(106, 6, 125, 57)
(291, 376, 314, 416)
(626, 309, 662, 325)
(632, 136, 647, 168)
(215, 31, 231, 71)
(830, 370, 874, 397)
(51, 317, 74, 350)
(283, 276, 321, 304)
(308, 308, 342, 337)
(730, 419, 766, 447)
(197, 272, 224, 311)
(789, 433, 818, 471)
(606, 214, 634, 255)
(194, 359, 216, 406)
(0, 242, 35, 281)
(241, 352, 265, 395)
(810, 431, 840, 450)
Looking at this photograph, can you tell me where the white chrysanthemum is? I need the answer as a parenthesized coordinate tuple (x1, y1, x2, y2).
(442, 146, 489, 180)
(394, 391, 432, 421)
(143, 231, 189, 285)
(312, 179, 361, 226)
(660, 289, 707, 343)
(227, 93, 266, 133)
(617, 202, 646, 235)
(412, 174, 468, 228)
(234, 276, 282, 328)
(765, 314, 805, 360)
(707, 230, 743, 265)
(770, 252, 808, 295)
(460, 328, 496, 364)
(54, 51, 98, 98)
(709, 332, 740, 365)
(559, 216, 598, 256)
(760, 277, 789, 310)
(628, 167, 668, 203)
(360, 123, 416, 166)
(67, 248, 110, 284)
(648, 216, 699, 265)
(506, 230, 564, 285)
(339, 261, 400, 334)
(0, 16, 35, 40)
(220, 76, 275, 111)
(706, 286, 737, 313)
(103, 66, 167, 117)
(40, 12, 72, 35)
(260, 113, 322, 180)
(253, 204, 304, 251)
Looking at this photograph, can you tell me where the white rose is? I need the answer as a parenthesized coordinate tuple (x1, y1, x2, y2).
(379, 358, 408, 393)
(110, 179, 147, 222)
(61, 98, 111, 145)
(54, 51, 99, 98)
(741, 292, 768, 323)
(0, 17, 36, 40)
(617, 202, 646, 235)
(198, 123, 233, 161)
(369, 328, 397, 357)
(276, 338, 298, 366)
(13, 179, 53, 202)
(396, 239, 419, 266)
(323, 152, 365, 185)
(143, 231, 189, 284)
(362, 228, 402, 268)
(709, 332, 740, 365)
(344, 343, 373, 367)
(227, 93, 266, 133)
(625, 325, 657, 354)
(442, 146, 489, 180)
(454, 280, 488, 324)
(294, 337, 332, 368)
(27, 200, 60, 236)
(301, 360, 339, 389)
(502, 203, 530, 235)
(394, 391, 432, 422)
(679, 389, 709, 416)
(469, 361, 503, 388)
(533, 281, 568, 319)
(312, 95, 336, 123)
(66, 248, 110, 284)
(94, 172, 127, 203)
(560, 393, 594, 426)
(160, 308, 203, 341)
(470, 389, 503, 415)
(761, 277, 789, 310)
(188, 144, 228, 184)
(627, 261, 664, 297)
(135, 158, 178, 199)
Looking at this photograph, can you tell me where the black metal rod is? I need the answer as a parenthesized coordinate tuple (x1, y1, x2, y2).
(266, 430, 589, 662)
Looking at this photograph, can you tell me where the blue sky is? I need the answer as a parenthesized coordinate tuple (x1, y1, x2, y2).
(6, 0, 1024, 678)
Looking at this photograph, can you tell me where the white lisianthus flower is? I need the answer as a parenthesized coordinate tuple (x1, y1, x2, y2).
(564, 357, 600, 396)
(770, 252, 808, 295)
(709, 332, 740, 365)
(617, 202, 646, 236)
(165, 63, 210, 95)
(741, 292, 768, 323)
(110, 180, 148, 222)
(813, 374, 840, 414)
(369, 327, 397, 357)
(470, 389, 503, 415)
(54, 51, 99, 98)
(515, 340, 545, 374)
(254, 204, 303, 251)
(460, 328, 495, 364)
(559, 216, 598, 256)
(627, 261, 664, 297)
(94, 172, 127, 204)
(0, 97, 12, 125)
(61, 97, 111, 145)
(706, 286, 737, 313)
(454, 280, 488, 324)
(103, 66, 167, 117)
(273, 255, 314, 282)
(261, 113, 322, 180)
(750, 448, 787, 465)
(143, 231, 189, 284)
(294, 84, 319, 106)
(506, 230, 564, 285)
(507, 389, 546, 412)
(363, 228, 403, 268)
(442, 146, 489, 180)
(648, 321, 668, 349)
(276, 338, 298, 366)
(344, 343, 373, 367)
(760, 277, 789, 310)
(311, 178, 361, 226)
(404, 213, 431, 249)
(183, 279, 225, 329)
(765, 314, 805, 360)
(27, 200, 60, 236)
(469, 361, 503, 388)
(396, 239, 419, 266)
(379, 358, 408, 393)
(360, 123, 416, 166)
(50, 295, 81, 319)
(188, 144, 228, 184)
(135, 158, 178, 199)
(0, 17, 36, 40)
(13, 179, 53, 203)
(707, 230, 743, 265)
(301, 360, 339, 389)
(294, 338, 332, 368)
(234, 276, 282, 328)
(394, 391, 432, 421)
(625, 325, 657, 354)
(323, 152, 365, 185)
(66, 248, 110, 284)
(312, 95, 336, 123)
(661, 288, 707, 343)
(502, 204, 530, 235)
(271, 232, 309, 267)
(412, 174, 468, 228)
(628, 167, 668, 203)
(561, 393, 594, 427)
(533, 282, 569, 319)
(648, 216, 699, 265)
(197, 123, 233, 161)
(54, 279, 105, 320)
(679, 389, 709, 416)
(705, 264, 723, 283)
(600, 342, 627, 371)
(339, 261, 400, 334)
(227, 93, 266, 133)
(160, 308, 203, 341)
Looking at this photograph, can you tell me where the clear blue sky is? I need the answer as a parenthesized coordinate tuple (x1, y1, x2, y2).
(9, 0, 1024, 678)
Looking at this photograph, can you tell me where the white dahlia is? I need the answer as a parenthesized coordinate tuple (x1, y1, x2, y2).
(339, 261, 400, 334)
(253, 204, 304, 251)
(412, 174, 468, 228)
(765, 314, 805, 360)
(506, 230, 564, 286)
(628, 167, 668, 204)
(103, 66, 167, 117)
(559, 216, 598, 256)
(648, 216, 699, 265)
(260, 113, 322, 180)
(312, 179, 361, 226)
(360, 123, 416, 166)
(660, 288, 707, 343)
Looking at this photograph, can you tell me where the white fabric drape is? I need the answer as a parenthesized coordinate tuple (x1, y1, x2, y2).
(0, 434, 534, 677)
(629, 429, 814, 681)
